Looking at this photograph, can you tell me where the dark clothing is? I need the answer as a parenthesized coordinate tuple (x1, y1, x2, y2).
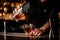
(27, 0, 52, 28)
(23, 0, 59, 39)
(28, 7, 51, 27)
(51, 8, 59, 40)
(26, 0, 59, 39)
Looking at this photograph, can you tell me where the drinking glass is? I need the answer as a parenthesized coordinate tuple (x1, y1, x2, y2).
(22, 24, 33, 35)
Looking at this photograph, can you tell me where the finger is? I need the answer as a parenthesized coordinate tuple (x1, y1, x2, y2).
(29, 28, 38, 36)
(25, 32, 28, 35)
(34, 31, 38, 36)
(37, 32, 42, 36)
(33, 28, 39, 36)
(32, 28, 38, 36)
(29, 31, 33, 35)
(38, 29, 44, 36)
(33, 31, 37, 35)
(29, 30, 36, 36)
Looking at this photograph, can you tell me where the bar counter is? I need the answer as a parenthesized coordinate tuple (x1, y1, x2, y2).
(0, 32, 49, 40)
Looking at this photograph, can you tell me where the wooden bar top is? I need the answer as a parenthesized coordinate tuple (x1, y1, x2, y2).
(0, 32, 49, 38)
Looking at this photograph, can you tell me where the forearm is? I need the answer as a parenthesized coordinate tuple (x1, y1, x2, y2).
(40, 21, 50, 31)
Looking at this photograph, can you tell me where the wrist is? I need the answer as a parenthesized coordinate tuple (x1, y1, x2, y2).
(39, 27, 45, 33)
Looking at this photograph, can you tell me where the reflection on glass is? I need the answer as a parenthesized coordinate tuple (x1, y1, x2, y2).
(22, 24, 33, 35)
(3, 7, 8, 12)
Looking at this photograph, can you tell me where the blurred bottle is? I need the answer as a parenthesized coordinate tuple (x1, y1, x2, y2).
(12, 3, 26, 22)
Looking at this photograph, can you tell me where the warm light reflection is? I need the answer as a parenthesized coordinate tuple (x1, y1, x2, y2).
(11, 2, 15, 7)
(3, 13, 13, 20)
(8, 2, 10, 5)
(19, 3, 23, 7)
(58, 12, 60, 18)
(15, 3, 20, 9)
(0, 7, 2, 10)
(0, 13, 2, 16)
(15, 3, 23, 10)
(4, 7, 8, 12)
(40, 0, 46, 3)
(3, 2, 7, 6)
(3, 13, 5, 16)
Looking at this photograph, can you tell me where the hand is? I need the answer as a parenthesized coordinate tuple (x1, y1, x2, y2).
(24, 22, 49, 36)
(28, 28, 44, 36)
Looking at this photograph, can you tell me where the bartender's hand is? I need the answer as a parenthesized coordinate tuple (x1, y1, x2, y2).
(28, 28, 44, 36)
(27, 22, 49, 36)
(13, 10, 26, 22)
(13, 7, 26, 22)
